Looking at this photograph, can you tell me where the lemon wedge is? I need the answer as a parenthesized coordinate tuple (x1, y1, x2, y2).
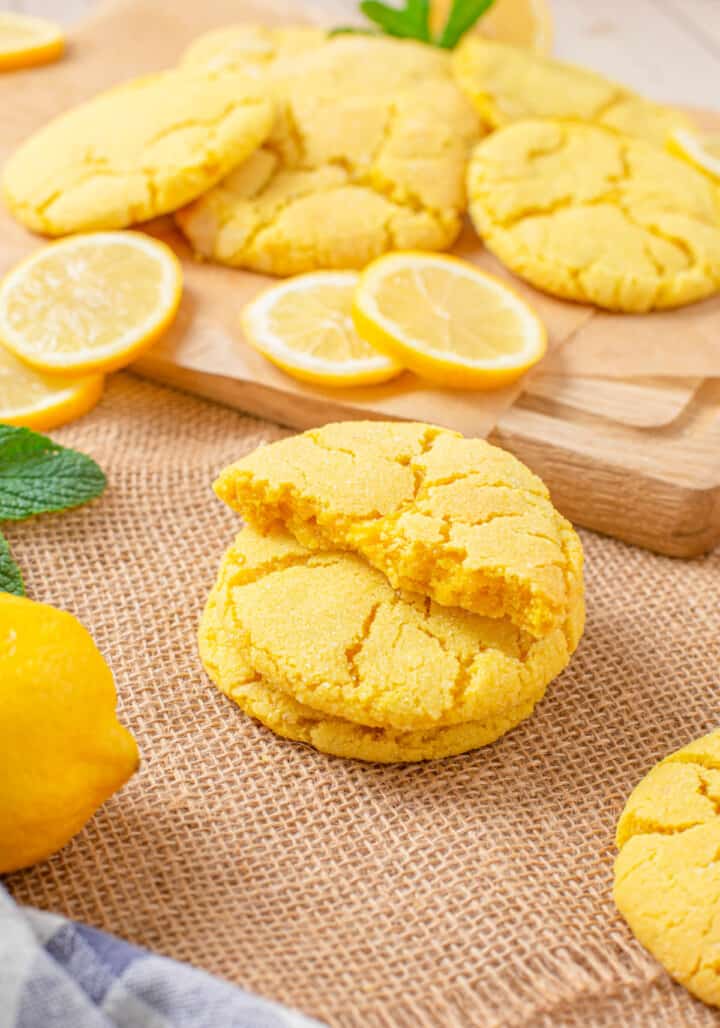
(0, 232, 182, 376)
(242, 272, 404, 388)
(668, 128, 720, 182)
(0, 13, 64, 72)
(352, 252, 547, 390)
(430, 0, 552, 53)
(0, 342, 102, 430)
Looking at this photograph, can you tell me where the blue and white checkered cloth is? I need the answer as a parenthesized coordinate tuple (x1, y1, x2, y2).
(0, 885, 325, 1028)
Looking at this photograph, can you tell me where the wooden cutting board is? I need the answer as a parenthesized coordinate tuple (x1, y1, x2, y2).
(1, 0, 718, 557)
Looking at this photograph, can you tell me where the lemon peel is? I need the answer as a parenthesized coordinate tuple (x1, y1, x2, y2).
(0, 594, 139, 873)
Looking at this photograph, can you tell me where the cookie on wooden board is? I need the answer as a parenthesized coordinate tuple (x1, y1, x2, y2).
(467, 119, 720, 312)
(176, 31, 481, 275)
(3, 66, 274, 235)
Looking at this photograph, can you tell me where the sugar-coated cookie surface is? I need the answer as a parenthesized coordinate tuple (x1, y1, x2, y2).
(3, 67, 274, 236)
(201, 526, 584, 732)
(467, 120, 720, 312)
(214, 421, 584, 639)
(452, 36, 690, 145)
(614, 728, 720, 1008)
(199, 529, 583, 762)
(175, 31, 481, 274)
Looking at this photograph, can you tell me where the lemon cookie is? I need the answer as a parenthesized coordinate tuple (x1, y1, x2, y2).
(181, 24, 327, 73)
(175, 34, 481, 275)
(3, 66, 274, 236)
(452, 36, 690, 146)
(201, 526, 583, 731)
(467, 120, 720, 312)
(614, 728, 720, 1008)
(199, 530, 583, 762)
(214, 421, 584, 639)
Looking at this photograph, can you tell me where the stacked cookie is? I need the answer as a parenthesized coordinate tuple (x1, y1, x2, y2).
(2, 29, 482, 274)
(200, 421, 585, 762)
(175, 30, 481, 274)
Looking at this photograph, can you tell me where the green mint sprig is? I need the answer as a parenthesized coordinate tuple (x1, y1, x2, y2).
(436, 0, 496, 47)
(0, 425, 107, 596)
(332, 0, 496, 49)
(0, 533, 24, 596)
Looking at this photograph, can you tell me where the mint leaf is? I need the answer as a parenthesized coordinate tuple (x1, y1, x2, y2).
(0, 425, 106, 522)
(437, 0, 496, 47)
(359, 0, 431, 42)
(0, 532, 24, 596)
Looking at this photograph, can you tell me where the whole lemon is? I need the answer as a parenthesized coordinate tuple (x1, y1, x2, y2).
(0, 594, 139, 873)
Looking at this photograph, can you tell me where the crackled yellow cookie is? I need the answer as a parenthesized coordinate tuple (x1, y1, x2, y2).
(175, 33, 481, 274)
(452, 36, 690, 145)
(182, 24, 327, 72)
(202, 526, 583, 732)
(199, 529, 583, 761)
(214, 421, 584, 639)
(615, 729, 720, 1008)
(467, 120, 720, 312)
(3, 66, 274, 236)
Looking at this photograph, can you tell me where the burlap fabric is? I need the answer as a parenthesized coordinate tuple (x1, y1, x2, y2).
(3, 375, 719, 1027)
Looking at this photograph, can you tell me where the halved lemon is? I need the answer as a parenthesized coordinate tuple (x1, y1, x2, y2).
(352, 252, 547, 390)
(668, 129, 720, 182)
(0, 232, 182, 376)
(0, 13, 64, 72)
(241, 272, 404, 388)
(0, 343, 103, 430)
(430, 0, 553, 53)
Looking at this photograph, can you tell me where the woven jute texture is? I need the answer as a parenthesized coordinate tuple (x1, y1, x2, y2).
(3, 375, 719, 1028)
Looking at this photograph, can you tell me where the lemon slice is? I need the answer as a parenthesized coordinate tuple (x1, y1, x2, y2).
(430, 0, 552, 53)
(242, 272, 404, 388)
(0, 342, 102, 430)
(668, 129, 720, 182)
(352, 252, 547, 390)
(0, 13, 64, 72)
(0, 232, 182, 376)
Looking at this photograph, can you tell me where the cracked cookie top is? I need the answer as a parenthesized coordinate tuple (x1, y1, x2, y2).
(181, 24, 328, 72)
(199, 546, 563, 764)
(2, 66, 275, 236)
(175, 31, 481, 275)
(214, 421, 585, 640)
(201, 525, 582, 733)
(452, 36, 690, 146)
(467, 119, 720, 312)
(614, 729, 720, 1008)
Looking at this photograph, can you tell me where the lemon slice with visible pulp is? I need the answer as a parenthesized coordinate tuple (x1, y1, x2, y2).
(0, 342, 103, 430)
(668, 129, 720, 182)
(242, 272, 404, 388)
(0, 232, 182, 376)
(352, 252, 547, 390)
(0, 13, 64, 72)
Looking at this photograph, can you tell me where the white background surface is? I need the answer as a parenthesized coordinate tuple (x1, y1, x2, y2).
(5, 0, 720, 107)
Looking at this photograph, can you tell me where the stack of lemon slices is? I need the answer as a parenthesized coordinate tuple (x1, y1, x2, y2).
(242, 252, 546, 391)
(0, 232, 182, 430)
